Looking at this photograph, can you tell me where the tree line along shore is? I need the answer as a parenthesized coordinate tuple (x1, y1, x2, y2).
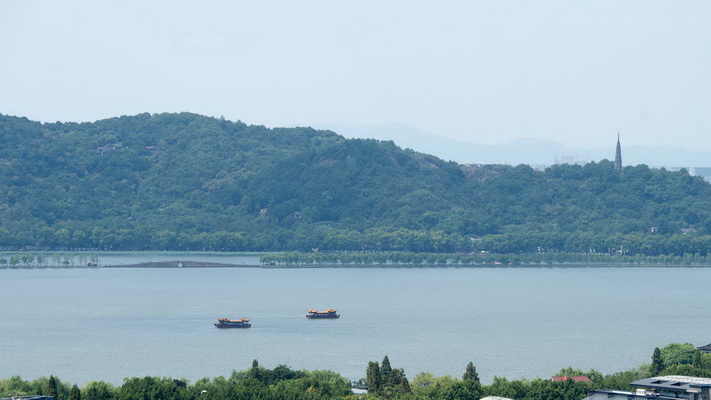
(3, 343, 711, 400)
(4, 251, 711, 268)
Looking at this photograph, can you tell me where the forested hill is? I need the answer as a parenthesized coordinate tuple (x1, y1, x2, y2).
(2, 112, 711, 254)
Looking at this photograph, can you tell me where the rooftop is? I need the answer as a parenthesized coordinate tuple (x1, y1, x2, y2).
(0, 397, 55, 400)
(632, 375, 711, 391)
(586, 375, 711, 400)
(698, 343, 711, 352)
(586, 389, 682, 400)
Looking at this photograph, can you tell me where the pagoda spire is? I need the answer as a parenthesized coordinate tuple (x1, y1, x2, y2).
(614, 133, 622, 171)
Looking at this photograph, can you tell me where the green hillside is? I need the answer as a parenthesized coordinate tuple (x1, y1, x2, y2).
(1, 112, 710, 254)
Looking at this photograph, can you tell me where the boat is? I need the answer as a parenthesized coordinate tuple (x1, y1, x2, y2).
(214, 317, 252, 328)
(306, 309, 340, 319)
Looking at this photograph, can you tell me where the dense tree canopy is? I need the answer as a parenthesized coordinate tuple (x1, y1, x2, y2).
(2, 112, 711, 253)
(3, 344, 711, 400)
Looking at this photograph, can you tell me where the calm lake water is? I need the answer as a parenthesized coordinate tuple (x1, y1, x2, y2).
(1, 265, 710, 386)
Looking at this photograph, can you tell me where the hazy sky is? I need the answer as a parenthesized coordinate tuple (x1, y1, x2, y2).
(2, 1, 709, 151)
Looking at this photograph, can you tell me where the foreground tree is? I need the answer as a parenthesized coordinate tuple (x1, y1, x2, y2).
(381, 356, 393, 385)
(694, 350, 703, 368)
(46, 375, 58, 399)
(68, 384, 81, 400)
(82, 381, 115, 400)
(116, 376, 188, 400)
(463, 361, 480, 383)
(444, 379, 483, 400)
(650, 347, 665, 376)
(365, 356, 410, 398)
(366, 361, 382, 394)
(660, 343, 697, 366)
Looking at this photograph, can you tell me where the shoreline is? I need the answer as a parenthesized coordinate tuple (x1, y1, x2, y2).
(4, 262, 711, 269)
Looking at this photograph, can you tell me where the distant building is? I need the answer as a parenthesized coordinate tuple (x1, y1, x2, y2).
(681, 227, 698, 235)
(561, 155, 578, 165)
(614, 134, 622, 171)
(553, 155, 588, 166)
(552, 376, 591, 383)
(528, 164, 548, 172)
(97, 142, 123, 155)
(584, 375, 711, 400)
(691, 167, 711, 183)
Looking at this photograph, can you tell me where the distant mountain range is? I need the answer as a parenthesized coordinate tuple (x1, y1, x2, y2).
(315, 123, 711, 168)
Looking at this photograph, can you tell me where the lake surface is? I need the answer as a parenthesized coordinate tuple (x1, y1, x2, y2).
(1, 266, 710, 386)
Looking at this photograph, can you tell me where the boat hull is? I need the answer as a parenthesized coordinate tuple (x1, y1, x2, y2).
(214, 322, 251, 328)
(306, 314, 340, 319)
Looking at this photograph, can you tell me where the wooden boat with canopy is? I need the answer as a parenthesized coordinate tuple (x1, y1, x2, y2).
(214, 317, 252, 328)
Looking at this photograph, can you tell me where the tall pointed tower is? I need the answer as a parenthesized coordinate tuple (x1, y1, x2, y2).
(614, 133, 622, 171)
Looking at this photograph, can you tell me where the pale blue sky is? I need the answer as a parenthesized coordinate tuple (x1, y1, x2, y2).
(1, 1, 709, 151)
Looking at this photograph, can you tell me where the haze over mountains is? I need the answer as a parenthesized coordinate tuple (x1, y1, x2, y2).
(315, 123, 711, 167)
